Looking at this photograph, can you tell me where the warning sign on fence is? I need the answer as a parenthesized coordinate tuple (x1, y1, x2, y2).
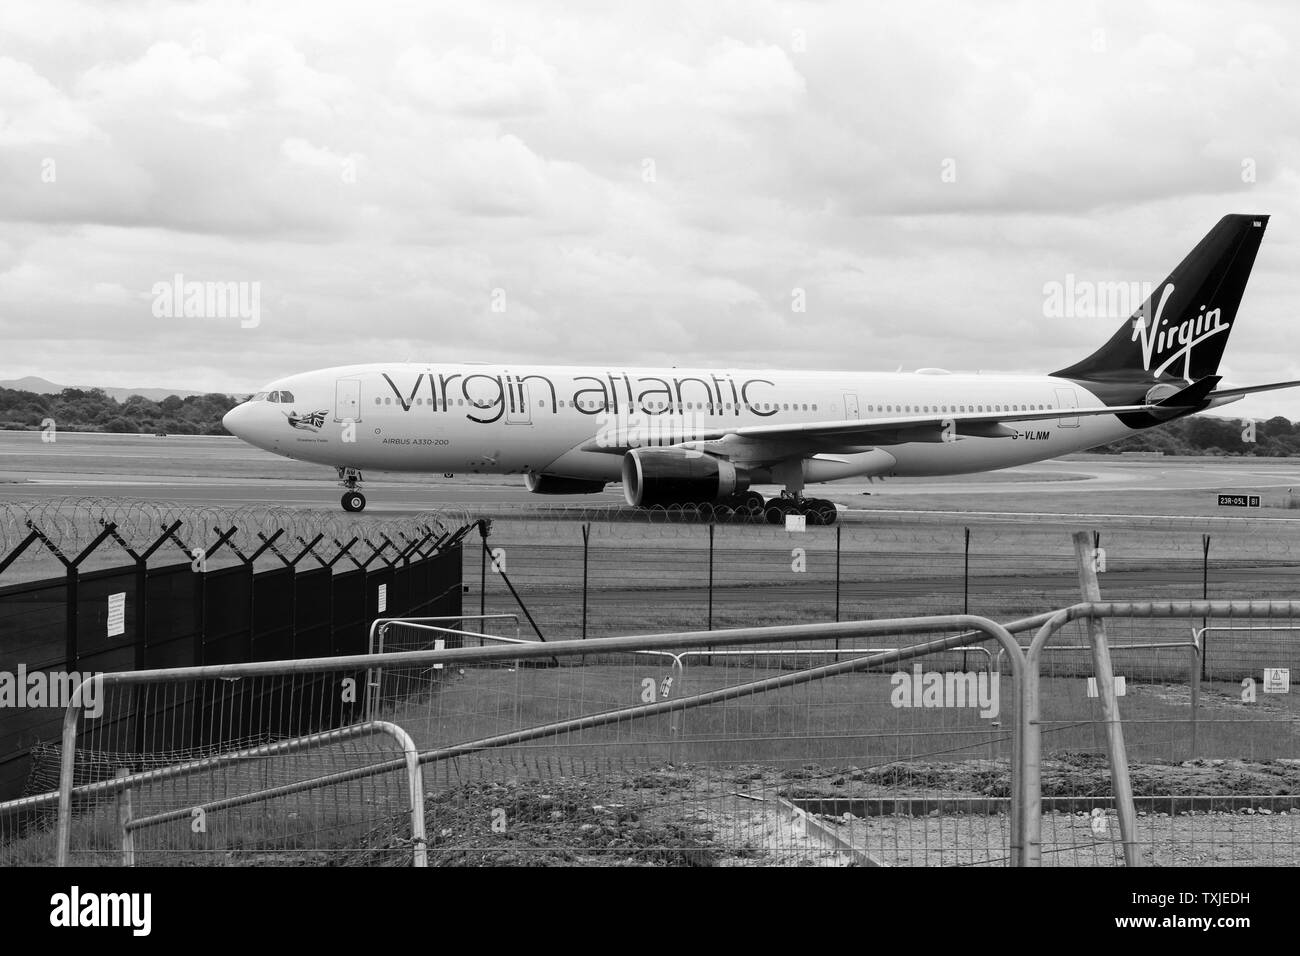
(1263, 668, 1290, 694)
(107, 592, 125, 637)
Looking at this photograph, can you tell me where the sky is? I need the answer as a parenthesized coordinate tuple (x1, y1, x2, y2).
(1, 0, 1299, 419)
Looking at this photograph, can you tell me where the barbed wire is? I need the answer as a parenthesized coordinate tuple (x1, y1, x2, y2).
(3, 494, 1295, 559)
(0, 497, 475, 569)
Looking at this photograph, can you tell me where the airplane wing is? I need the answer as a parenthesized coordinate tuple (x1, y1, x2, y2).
(576, 372, 1300, 466)
(581, 402, 1158, 458)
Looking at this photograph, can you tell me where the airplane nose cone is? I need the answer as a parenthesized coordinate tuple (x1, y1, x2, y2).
(223, 403, 252, 438)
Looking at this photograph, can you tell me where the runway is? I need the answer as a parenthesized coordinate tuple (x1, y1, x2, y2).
(2, 430, 1299, 518)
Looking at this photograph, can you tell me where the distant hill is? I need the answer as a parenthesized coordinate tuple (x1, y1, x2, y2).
(0, 376, 218, 403)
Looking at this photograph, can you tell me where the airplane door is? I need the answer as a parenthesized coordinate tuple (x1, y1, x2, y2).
(843, 393, 860, 419)
(1054, 387, 1079, 427)
(506, 381, 531, 424)
(335, 379, 361, 422)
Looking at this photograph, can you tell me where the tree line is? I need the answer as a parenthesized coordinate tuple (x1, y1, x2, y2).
(1094, 414, 1300, 456)
(0, 387, 241, 436)
(0, 383, 1297, 453)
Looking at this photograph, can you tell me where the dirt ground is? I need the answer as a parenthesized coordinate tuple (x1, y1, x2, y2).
(349, 755, 1300, 866)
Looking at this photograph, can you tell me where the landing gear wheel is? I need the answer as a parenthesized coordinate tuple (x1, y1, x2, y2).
(764, 498, 794, 525)
(806, 498, 837, 526)
(342, 491, 366, 513)
(717, 492, 762, 520)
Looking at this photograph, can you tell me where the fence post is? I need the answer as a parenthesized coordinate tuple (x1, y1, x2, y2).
(963, 527, 970, 615)
(1071, 532, 1139, 867)
(115, 768, 135, 867)
(133, 555, 149, 756)
(581, 523, 590, 640)
(835, 525, 842, 632)
(66, 563, 79, 674)
(962, 527, 970, 669)
(707, 523, 715, 633)
(479, 523, 487, 620)
(1189, 642, 1200, 760)
(1201, 534, 1211, 680)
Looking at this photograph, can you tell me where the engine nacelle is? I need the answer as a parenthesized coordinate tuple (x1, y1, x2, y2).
(524, 473, 607, 495)
(621, 448, 748, 507)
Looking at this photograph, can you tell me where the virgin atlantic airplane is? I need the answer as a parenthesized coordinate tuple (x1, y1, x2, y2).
(223, 214, 1295, 524)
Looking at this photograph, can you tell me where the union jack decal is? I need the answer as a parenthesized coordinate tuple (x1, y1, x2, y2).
(286, 409, 328, 431)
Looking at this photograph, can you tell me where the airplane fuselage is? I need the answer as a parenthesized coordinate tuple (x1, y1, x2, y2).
(223, 362, 1153, 485)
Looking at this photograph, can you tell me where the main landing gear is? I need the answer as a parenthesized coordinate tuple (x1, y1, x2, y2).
(692, 491, 838, 525)
(338, 467, 366, 512)
(762, 493, 838, 526)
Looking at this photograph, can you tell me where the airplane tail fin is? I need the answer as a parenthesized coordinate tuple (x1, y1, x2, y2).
(1052, 214, 1269, 384)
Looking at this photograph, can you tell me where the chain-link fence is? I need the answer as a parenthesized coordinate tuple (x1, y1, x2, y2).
(1024, 601, 1300, 867)
(5, 601, 1299, 867)
(471, 509, 1300, 642)
(2, 616, 1025, 867)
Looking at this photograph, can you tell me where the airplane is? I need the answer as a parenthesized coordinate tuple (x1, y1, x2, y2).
(223, 213, 1298, 525)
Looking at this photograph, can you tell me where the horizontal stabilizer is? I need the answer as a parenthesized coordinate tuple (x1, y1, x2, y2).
(1209, 378, 1300, 400)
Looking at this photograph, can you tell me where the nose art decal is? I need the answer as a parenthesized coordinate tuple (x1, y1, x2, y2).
(285, 409, 328, 431)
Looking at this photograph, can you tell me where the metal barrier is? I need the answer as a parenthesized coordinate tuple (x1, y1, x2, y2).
(1022, 600, 1300, 867)
(10, 599, 1297, 867)
(8, 614, 1024, 867)
(114, 720, 427, 867)
(372, 616, 1026, 866)
(366, 615, 523, 655)
(0, 711, 428, 867)
(365, 617, 532, 723)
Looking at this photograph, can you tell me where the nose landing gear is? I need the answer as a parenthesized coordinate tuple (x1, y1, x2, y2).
(338, 467, 366, 512)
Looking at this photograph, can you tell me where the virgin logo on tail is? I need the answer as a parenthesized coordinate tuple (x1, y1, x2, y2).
(1131, 283, 1229, 382)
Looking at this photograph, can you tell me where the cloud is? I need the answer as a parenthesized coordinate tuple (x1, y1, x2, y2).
(0, 56, 99, 145)
(698, 39, 806, 115)
(0, 0, 1296, 422)
(80, 41, 249, 108)
(392, 47, 558, 116)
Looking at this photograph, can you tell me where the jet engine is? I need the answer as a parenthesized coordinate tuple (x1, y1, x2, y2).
(621, 448, 749, 507)
(524, 473, 607, 495)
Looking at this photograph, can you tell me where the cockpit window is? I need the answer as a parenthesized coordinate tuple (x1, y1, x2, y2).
(252, 391, 268, 402)
(279, 390, 294, 403)
(267, 390, 281, 402)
